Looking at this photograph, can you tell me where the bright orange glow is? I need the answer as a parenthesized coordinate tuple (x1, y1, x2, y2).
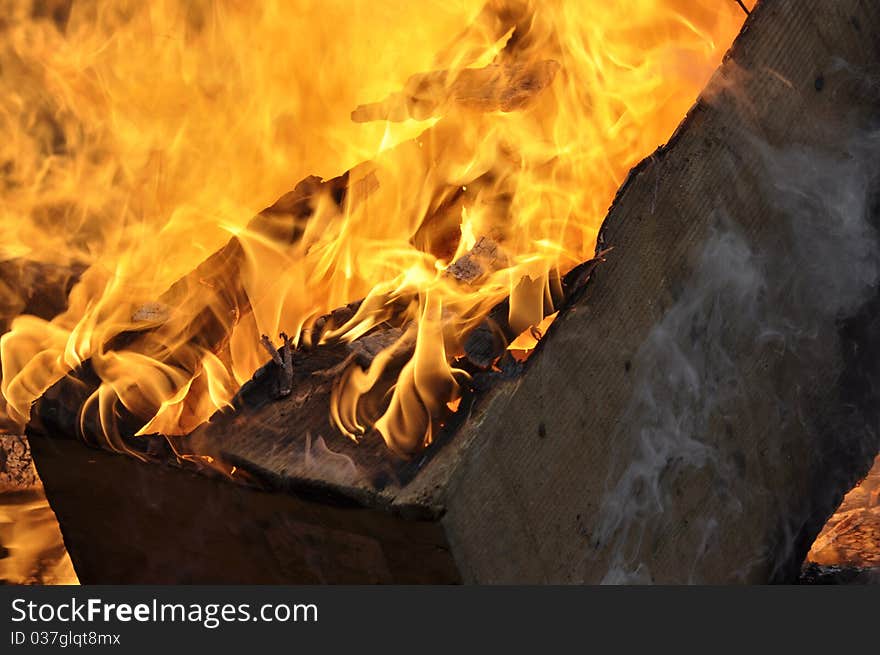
(507, 311, 559, 361)
(0, 1, 751, 456)
(807, 455, 880, 569)
(0, 489, 79, 585)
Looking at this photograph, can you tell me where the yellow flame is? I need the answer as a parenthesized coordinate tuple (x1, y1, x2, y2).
(0, 489, 79, 585)
(0, 1, 751, 456)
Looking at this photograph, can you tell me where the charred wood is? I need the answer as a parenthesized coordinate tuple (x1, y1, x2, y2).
(0, 258, 86, 335)
(351, 60, 560, 123)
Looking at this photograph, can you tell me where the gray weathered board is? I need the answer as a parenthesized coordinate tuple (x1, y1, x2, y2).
(28, 0, 880, 583)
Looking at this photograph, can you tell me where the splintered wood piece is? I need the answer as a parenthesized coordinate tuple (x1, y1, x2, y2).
(259, 332, 294, 398)
(351, 60, 560, 123)
(347, 327, 410, 368)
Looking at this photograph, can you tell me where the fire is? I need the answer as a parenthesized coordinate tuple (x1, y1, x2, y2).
(0, 489, 78, 584)
(0, 1, 751, 457)
(807, 455, 880, 570)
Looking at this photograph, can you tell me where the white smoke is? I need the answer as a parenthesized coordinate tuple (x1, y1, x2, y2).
(595, 128, 880, 583)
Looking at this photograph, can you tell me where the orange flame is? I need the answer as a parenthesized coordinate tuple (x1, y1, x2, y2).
(0, 1, 751, 456)
(0, 487, 78, 584)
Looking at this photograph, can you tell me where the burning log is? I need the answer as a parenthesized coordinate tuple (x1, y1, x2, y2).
(30, 229, 570, 469)
(259, 333, 295, 398)
(118, 171, 355, 352)
(799, 564, 880, 585)
(25, 48, 553, 448)
(351, 60, 560, 123)
(177, 242, 598, 494)
(27, 172, 360, 446)
(350, 0, 560, 124)
(24, 0, 880, 584)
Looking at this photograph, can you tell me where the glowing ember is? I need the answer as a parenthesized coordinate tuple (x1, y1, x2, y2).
(0, 1, 751, 457)
(807, 455, 880, 569)
(0, 489, 79, 584)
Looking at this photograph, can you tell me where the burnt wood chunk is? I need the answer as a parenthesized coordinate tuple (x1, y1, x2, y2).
(25, 0, 880, 583)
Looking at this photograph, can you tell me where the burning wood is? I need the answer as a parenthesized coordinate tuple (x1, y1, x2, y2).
(24, 0, 880, 589)
(29, 229, 591, 470)
(21, 172, 357, 448)
(444, 236, 506, 284)
(15, 47, 566, 455)
(0, 259, 85, 335)
(351, 60, 560, 123)
(0, 435, 38, 492)
(346, 327, 410, 368)
(807, 456, 880, 570)
(3, 0, 750, 458)
(22, 0, 880, 587)
(0, 435, 77, 585)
